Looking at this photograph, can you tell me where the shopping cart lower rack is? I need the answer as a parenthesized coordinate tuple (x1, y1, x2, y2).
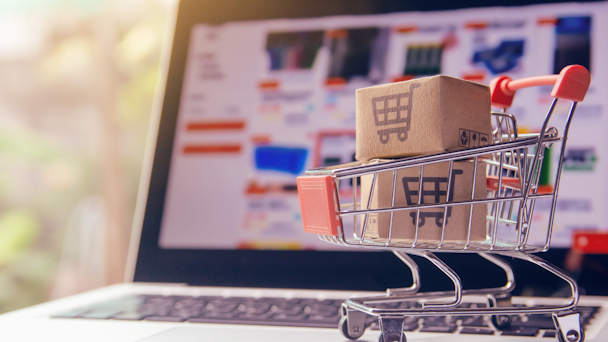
(296, 65, 591, 342)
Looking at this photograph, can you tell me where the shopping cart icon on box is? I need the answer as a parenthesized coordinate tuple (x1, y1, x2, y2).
(403, 169, 463, 228)
(372, 83, 420, 144)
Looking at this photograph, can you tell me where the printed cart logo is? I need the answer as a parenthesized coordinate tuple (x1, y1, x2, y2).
(371, 83, 420, 144)
(402, 169, 463, 227)
(459, 128, 489, 148)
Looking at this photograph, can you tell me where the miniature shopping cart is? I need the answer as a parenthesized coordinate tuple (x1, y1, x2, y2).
(297, 65, 591, 342)
(373, 83, 420, 144)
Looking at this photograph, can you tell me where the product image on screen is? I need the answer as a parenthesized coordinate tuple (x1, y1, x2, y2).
(553, 16, 591, 74)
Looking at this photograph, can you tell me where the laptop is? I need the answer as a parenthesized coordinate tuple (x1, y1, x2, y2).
(1, 0, 608, 341)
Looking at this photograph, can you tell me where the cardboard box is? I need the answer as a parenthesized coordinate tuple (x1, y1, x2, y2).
(361, 160, 487, 243)
(355, 75, 492, 161)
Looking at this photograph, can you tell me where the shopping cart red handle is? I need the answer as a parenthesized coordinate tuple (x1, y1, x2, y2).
(490, 65, 591, 109)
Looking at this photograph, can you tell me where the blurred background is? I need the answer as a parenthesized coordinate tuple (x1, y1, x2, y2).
(0, 0, 171, 313)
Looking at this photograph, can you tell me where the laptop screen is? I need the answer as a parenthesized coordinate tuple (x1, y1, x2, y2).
(134, 0, 608, 293)
(157, 3, 603, 251)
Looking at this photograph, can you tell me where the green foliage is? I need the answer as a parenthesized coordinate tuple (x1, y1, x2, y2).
(0, 210, 39, 266)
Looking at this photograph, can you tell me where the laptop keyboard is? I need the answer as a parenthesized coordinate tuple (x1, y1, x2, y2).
(51, 294, 600, 337)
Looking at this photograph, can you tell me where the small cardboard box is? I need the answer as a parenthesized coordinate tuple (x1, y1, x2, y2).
(361, 160, 487, 243)
(355, 75, 492, 161)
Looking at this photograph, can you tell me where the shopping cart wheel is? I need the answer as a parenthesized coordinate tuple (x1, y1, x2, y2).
(488, 293, 512, 330)
(340, 316, 365, 340)
(557, 329, 584, 342)
(490, 314, 512, 330)
(377, 332, 407, 342)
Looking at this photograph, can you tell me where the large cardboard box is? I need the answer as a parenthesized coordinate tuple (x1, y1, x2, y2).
(355, 75, 492, 161)
(361, 160, 487, 243)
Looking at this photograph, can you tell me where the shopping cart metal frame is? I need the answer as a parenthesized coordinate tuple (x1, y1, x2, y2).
(297, 65, 591, 342)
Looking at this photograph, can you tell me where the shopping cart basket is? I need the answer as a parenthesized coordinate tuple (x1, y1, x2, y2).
(297, 65, 591, 342)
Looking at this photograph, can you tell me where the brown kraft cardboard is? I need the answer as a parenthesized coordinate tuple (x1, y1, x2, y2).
(355, 75, 492, 161)
(360, 160, 487, 243)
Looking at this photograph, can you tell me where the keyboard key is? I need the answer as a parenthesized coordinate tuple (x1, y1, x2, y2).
(308, 314, 339, 322)
(112, 312, 147, 320)
(501, 327, 539, 337)
(205, 303, 237, 313)
(460, 327, 495, 335)
(543, 330, 557, 338)
(238, 312, 274, 320)
(424, 316, 456, 326)
(147, 297, 175, 307)
(511, 314, 554, 329)
(461, 316, 488, 327)
(138, 304, 170, 316)
(403, 321, 419, 331)
(171, 308, 201, 318)
(274, 304, 304, 315)
(203, 312, 238, 319)
(419, 324, 458, 333)
(238, 304, 270, 314)
(273, 313, 309, 321)
(580, 306, 599, 326)
(80, 310, 121, 319)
